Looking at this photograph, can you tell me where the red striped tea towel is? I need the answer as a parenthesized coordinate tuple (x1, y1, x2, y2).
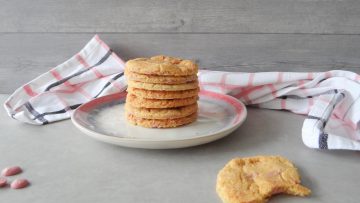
(4, 35, 360, 150)
(4, 35, 126, 124)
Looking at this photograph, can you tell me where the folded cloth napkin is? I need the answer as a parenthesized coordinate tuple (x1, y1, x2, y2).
(4, 35, 360, 150)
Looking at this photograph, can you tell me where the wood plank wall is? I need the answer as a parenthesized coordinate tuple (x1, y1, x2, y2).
(0, 0, 359, 93)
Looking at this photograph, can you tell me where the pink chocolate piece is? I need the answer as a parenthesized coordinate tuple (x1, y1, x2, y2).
(10, 179, 29, 189)
(0, 177, 7, 187)
(1, 166, 22, 176)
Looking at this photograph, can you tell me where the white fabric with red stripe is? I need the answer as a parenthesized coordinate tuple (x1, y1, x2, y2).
(200, 70, 360, 150)
(4, 35, 127, 125)
(4, 35, 360, 150)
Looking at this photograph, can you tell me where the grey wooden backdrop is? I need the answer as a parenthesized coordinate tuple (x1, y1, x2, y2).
(1, 0, 360, 93)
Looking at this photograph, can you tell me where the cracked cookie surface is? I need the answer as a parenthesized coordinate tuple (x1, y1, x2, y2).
(125, 103, 198, 119)
(216, 156, 311, 203)
(128, 80, 198, 91)
(125, 69, 197, 84)
(125, 55, 198, 76)
(126, 94, 198, 108)
(126, 112, 198, 128)
(127, 87, 199, 99)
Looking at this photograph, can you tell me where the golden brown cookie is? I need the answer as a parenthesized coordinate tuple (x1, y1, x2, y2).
(126, 112, 197, 128)
(128, 80, 198, 91)
(216, 156, 311, 203)
(126, 94, 198, 108)
(125, 103, 198, 119)
(127, 87, 199, 99)
(125, 55, 198, 76)
(125, 69, 197, 84)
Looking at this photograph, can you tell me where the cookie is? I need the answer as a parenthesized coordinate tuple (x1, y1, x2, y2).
(216, 156, 311, 203)
(125, 70, 197, 84)
(127, 87, 199, 99)
(128, 80, 198, 91)
(125, 55, 198, 76)
(125, 103, 198, 119)
(126, 94, 198, 108)
(126, 112, 197, 128)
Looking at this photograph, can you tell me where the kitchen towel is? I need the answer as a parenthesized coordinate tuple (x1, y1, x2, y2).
(4, 35, 360, 150)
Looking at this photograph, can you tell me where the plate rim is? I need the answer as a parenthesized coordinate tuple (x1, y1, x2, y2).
(71, 91, 247, 143)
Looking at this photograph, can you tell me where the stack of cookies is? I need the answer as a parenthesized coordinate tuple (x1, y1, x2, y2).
(124, 55, 199, 128)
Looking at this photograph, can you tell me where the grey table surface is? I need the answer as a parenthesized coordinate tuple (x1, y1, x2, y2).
(0, 94, 359, 203)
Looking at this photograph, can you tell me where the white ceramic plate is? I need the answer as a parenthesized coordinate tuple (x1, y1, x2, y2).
(71, 91, 247, 149)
